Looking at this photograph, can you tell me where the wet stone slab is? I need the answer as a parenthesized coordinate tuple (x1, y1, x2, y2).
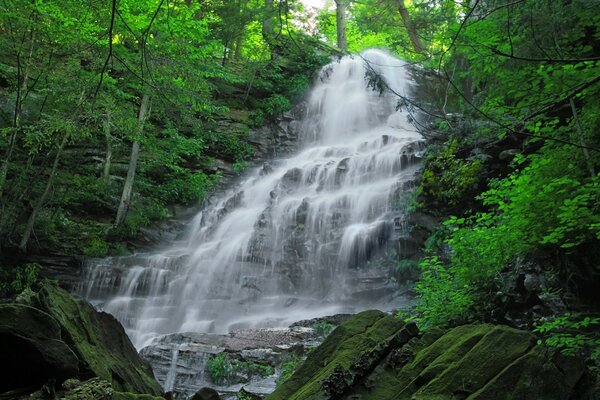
(139, 325, 326, 399)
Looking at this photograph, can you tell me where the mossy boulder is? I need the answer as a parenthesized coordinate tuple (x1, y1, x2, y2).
(25, 283, 163, 395)
(8, 378, 165, 400)
(0, 304, 79, 392)
(1, 283, 163, 397)
(267, 314, 590, 400)
(268, 310, 416, 400)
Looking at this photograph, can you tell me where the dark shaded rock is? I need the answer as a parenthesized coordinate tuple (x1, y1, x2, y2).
(189, 387, 221, 400)
(25, 283, 163, 395)
(0, 304, 79, 392)
(499, 148, 521, 160)
(237, 388, 261, 400)
(267, 316, 592, 400)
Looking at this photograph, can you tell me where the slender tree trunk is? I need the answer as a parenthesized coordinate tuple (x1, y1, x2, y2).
(222, 40, 229, 66)
(0, 130, 18, 202)
(334, 0, 348, 51)
(569, 98, 596, 178)
(396, 0, 424, 53)
(0, 30, 36, 202)
(263, 0, 274, 43)
(115, 93, 150, 226)
(234, 35, 244, 60)
(102, 110, 112, 183)
(18, 133, 69, 252)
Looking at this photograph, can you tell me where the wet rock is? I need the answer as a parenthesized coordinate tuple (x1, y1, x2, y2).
(334, 157, 350, 186)
(139, 326, 323, 399)
(0, 304, 79, 392)
(280, 168, 303, 188)
(260, 162, 273, 176)
(190, 387, 221, 400)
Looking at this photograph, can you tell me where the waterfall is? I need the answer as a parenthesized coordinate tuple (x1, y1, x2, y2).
(82, 49, 425, 349)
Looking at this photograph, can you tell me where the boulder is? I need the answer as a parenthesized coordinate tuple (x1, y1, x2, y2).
(0, 304, 79, 392)
(189, 387, 221, 400)
(267, 312, 590, 400)
(10, 378, 165, 400)
(25, 283, 163, 395)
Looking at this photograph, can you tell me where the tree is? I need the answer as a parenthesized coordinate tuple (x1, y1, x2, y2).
(395, 0, 424, 53)
(334, 0, 348, 51)
(115, 94, 150, 226)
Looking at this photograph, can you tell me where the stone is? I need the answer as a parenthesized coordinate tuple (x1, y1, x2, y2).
(61, 378, 113, 400)
(26, 283, 163, 395)
(499, 148, 521, 160)
(267, 310, 412, 400)
(189, 387, 221, 400)
(0, 304, 79, 392)
(266, 316, 592, 400)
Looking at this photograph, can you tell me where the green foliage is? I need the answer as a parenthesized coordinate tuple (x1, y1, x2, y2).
(278, 356, 299, 385)
(12, 263, 42, 293)
(207, 353, 275, 385)
(411, 143, 600, 328)
(83, 238, 110, 258)
(404, 256, 474, 328)
(396, 259, 420, 281)
(421, 140, 484, 207)
(207, 353, 228, 382)
(0, 0, 331, 254)
(0, 263, 43, 297)
(534, 313, 600, 370)
(311, 322, 336, 337)
(236, 390, 255, 400)
(261, 94, 292, 119)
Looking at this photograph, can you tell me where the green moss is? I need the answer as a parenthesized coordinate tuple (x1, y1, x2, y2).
(416, 325, 534, 396)
(31, 283, 163, 395)
(270, 321, 583, 400)
(267, 310, 405, 400)
(61, 378, 113, 400)
(113, 392, 165, 400)
(467, 347, 586, 400)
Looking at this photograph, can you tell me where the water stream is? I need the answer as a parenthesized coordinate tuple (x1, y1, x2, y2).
(81, 49, 424, 350)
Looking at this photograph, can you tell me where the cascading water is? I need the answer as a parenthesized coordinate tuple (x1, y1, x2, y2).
(82, 49, 425, 349)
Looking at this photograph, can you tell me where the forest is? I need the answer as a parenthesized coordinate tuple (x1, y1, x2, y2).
(1, 0, 599, 399)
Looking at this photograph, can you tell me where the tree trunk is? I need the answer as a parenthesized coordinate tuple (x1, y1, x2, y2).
(334, 0, 348, 51)
(234, 34, 244, 60)
(0, 30, 35, 202)
(18, 133, 69, 252)
(102, 109, 112, 183)
(0, 129, 18, 202)
(569, 98, 596, 178)
(396, 0, 424, 53)
(115, 93, 150, 226)
(263, 0, 274, 43)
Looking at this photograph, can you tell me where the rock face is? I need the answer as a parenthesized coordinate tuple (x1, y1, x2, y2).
(267, 310, 591, 400)
(0, 284, 163, 396)
(139, 325, 325, 399)
(0, 304, 79, 392)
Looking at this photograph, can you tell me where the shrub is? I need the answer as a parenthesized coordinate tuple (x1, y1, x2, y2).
(534, 313, 600, 372)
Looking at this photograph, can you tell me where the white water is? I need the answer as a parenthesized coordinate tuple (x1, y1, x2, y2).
(82, 49, 424, 349)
